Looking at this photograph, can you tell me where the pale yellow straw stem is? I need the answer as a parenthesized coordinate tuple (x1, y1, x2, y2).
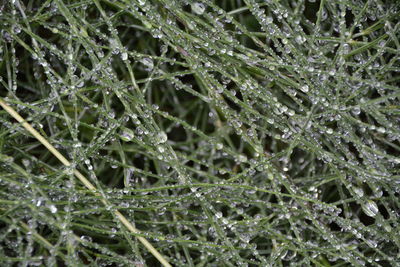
(0, 98, 172, 267)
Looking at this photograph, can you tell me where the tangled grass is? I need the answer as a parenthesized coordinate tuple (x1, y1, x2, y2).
(0, 0, 399, 266)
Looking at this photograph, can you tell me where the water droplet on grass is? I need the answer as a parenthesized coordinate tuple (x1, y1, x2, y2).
(281, 249, 297, 261)
(362, 200, 379, 217)
(155, 131, 168, 144)
(120, 128, 134, 142)
(140, 58, 154, 70)
(295, 35, 305, 44)
(377, 127, 386, 134)
(300, 85, 309, 93)
(238, 154, 248, 163)
(49, 205, 57, 213)
(192, 2, 205, 15)
(36, 198, 43, 207)
(353, 187, 364, 198)
(265, 16, 273, 24)
(121, 52, 128, 61)
(22, 159, 30, 168)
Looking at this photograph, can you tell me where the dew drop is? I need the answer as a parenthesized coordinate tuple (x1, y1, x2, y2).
(362, 200, 379, 217)
(73, 142, 82, 148)
(281, 249, 297, 261)
(238, 154, 248, 163)
(124, 167, 134, 186)
(157, 145, 165, 153)
(22, 159, 30, 168)
(49, 205, 58, 214)
(140, 58, 154, 70)
(121, 52, 128, 61)
(191, 2, 205, 15)
(300, 85, 309, 93)
(155, 131, 168, 144)
(353, 187, 364, 198)
(377, 127, 385, 134)
(295, 35, 305, 44)
(120, 128, 134, 142)
(216, 143, 223, 150)
(352, 106, 361, 115)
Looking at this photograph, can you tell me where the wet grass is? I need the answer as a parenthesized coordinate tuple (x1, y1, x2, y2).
(0, 0, 399, 266)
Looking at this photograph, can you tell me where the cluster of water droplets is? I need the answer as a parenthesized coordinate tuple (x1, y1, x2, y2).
(0, 0, 399, 265)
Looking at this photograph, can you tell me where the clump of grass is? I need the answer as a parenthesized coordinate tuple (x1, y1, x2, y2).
(1, 0, 399, 266)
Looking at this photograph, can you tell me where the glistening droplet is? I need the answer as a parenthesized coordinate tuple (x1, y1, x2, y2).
(362, 200, 379, 217)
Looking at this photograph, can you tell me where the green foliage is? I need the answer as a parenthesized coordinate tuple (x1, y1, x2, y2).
(0, 0, 399, 266)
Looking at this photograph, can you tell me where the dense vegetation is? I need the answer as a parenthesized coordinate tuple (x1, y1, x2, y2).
(0, 0, 399, 266)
